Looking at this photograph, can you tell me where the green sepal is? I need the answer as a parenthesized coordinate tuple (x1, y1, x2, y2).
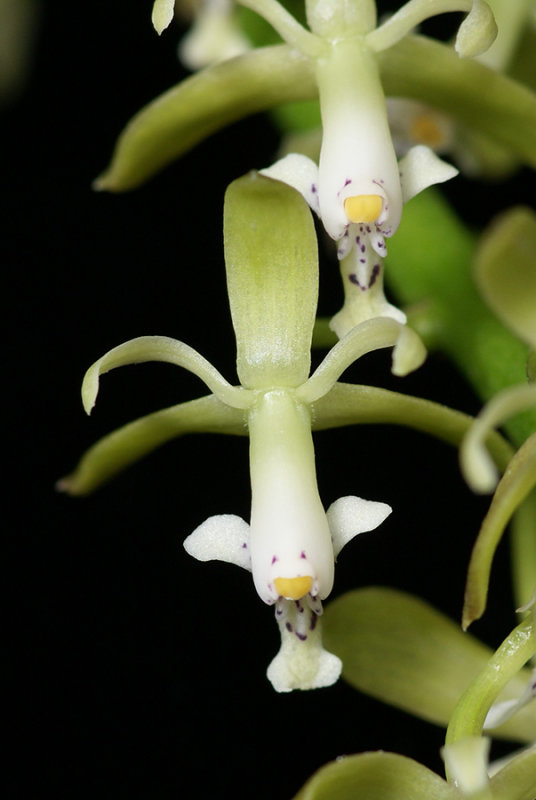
(58, 395, 246, 495)
(312, 383, 513, 471)
(474, 207, 536, 351)
(224, 172, 318, 388)
(323, 587, 536, 743)
(462, 431, 536, 629)
(379, 35, 536, 169)
(95, 45, 314, 192)
(292, 751, 458, 800)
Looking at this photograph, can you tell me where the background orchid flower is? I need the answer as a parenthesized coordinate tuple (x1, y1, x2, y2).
(261, 145, 457, 334)
(62, 174, 425, 692)
(92, 0, 536, 198)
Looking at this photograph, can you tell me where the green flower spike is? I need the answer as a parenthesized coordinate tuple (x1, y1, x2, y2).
(64, 174, 428, 692)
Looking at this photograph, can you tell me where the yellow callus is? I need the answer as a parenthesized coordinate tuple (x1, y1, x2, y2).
(274, 575, 312, 600)
(410, 113, 445, 149)
(344, 194, 383, 223)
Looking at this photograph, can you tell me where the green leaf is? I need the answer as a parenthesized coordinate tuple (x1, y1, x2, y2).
(224, 172, 318, 388)
(323, 587, 535, 743)
(57, 395, 246, 495)
(293, 751, 457, 800)
(95, 45, 314, 192)
(474, 207, 536, 350)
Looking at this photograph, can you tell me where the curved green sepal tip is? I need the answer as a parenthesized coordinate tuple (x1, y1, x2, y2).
(95, 45, 314, 192)
(293, 751, 458, 800)
(475, 207, 536, 351)
(224, 172, 318, 388)
(323, 587, 536, 742)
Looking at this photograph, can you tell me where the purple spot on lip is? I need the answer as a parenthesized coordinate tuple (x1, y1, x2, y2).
(241, 542, 247, 549)
(300, 551, 306, 559)
(356, 236, 360, 244)
(359, 258, 366, 264)
(366, 225, 372, 233)
(296, 632, 307, 641)
(311, 184, 317, 193)
(271, 555, 278, 564)
(369, 264, 381, 288)
(349, 274, 366, 291)
(360, 244, 366, 253)
(344, 178, 351, 187)
(310, 614, 318, 631)
(285, 622, 293, 632)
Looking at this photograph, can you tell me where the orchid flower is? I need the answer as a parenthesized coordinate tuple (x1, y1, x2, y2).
(237, 0, 493, 334)
(63, 175, 425, 692)
(262, 146, 457, 335)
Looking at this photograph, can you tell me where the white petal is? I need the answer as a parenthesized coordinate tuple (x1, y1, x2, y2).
(183, 514, 252, 570)
(399, 145, 458, 204)
(151, 0, 175, 35)
(327, 495, 392, 558)
(259, 154, 320, 215)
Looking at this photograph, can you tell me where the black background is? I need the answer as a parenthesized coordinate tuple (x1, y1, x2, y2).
(4, 2, 527, 797)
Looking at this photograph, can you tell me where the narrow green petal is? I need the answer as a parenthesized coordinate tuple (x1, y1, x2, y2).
(82, 335, 251, 413)
(474, 207, 536, 351)
(379, 36, 536, 168)
(462, 432, 536, 630)
(95, 45, 314, 192)
(57, 395, 246, 496)
(461, 385, 536, 493)
(297, 319, 417, 405)
(312, 383, 513, 472)
(293, 751, 457, 800)
(323, 588, 535, 743)
(224, 172, 318, 388)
